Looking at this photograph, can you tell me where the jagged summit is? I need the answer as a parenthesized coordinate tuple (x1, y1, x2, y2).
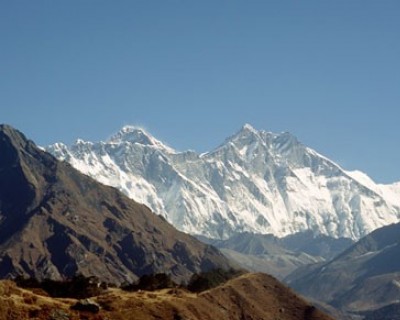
(240, 123, 258, 134)
(47, 124, 400, 240)
(109, 125, 151, 143)
(232, 123, 261, 141)
(224, 124, 300, 151)
(0, 124, 34, 153)
(107, 125, 175, 153)
(209, 124, 262, 155)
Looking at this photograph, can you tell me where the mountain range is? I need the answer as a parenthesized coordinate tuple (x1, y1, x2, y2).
(3, 123, 400, 319)
(0, 124, 338, 319)
(0, 124, 232, 284)
(48, 124, 400, 240)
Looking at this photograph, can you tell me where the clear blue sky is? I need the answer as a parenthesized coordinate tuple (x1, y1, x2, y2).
(1, 1, 399, 183)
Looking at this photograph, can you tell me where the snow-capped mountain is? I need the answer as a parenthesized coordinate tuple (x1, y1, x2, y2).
(47, 124, 400, 240)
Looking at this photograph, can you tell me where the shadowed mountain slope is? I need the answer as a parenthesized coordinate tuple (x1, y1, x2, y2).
(0, 124, 232, 284)
(286, 222, 400, 317)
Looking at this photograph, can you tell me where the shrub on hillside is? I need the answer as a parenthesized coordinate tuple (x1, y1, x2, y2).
(187, 268, 243, 293)
(121, 273, 177, 291)
(15, 275, 105, 299)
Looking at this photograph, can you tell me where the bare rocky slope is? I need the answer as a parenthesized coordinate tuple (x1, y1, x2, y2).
(0, 124, 232, 284)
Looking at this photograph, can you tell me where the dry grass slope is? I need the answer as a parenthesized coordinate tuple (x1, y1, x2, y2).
(0, 273, 334, 320)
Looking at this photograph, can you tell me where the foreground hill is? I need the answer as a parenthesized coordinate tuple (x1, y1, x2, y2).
(286, 222, 400, 318)
(0, 273, 334, 320)
(48, 124, 400, 240)
(0, 124, 232, 284)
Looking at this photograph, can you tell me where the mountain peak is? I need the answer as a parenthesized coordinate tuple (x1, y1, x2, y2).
(109, 125, 152, 143)
(210, 124, 261, 154)
(120, 125, 144, 134)
(108, 126, 175, 153)
(0, 124, 41, 169)
(228, 123, 261, 143)
(0, 124, 29, 148)
(0, 124, 13, 133)
(241, 123, 258, 133)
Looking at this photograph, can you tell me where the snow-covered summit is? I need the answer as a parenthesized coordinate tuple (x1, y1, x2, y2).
(107, 125, 175, 153)
(47, 124, 400, 240)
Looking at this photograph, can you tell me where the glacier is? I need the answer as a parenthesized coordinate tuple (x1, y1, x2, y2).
(47, 124, 400, 240)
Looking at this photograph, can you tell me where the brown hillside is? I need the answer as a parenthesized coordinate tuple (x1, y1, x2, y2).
(0, 273, 334, 320)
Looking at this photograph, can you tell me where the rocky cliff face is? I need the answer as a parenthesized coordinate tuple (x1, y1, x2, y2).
(48, 124, 400, 240)
(0, 124, 232, 284)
